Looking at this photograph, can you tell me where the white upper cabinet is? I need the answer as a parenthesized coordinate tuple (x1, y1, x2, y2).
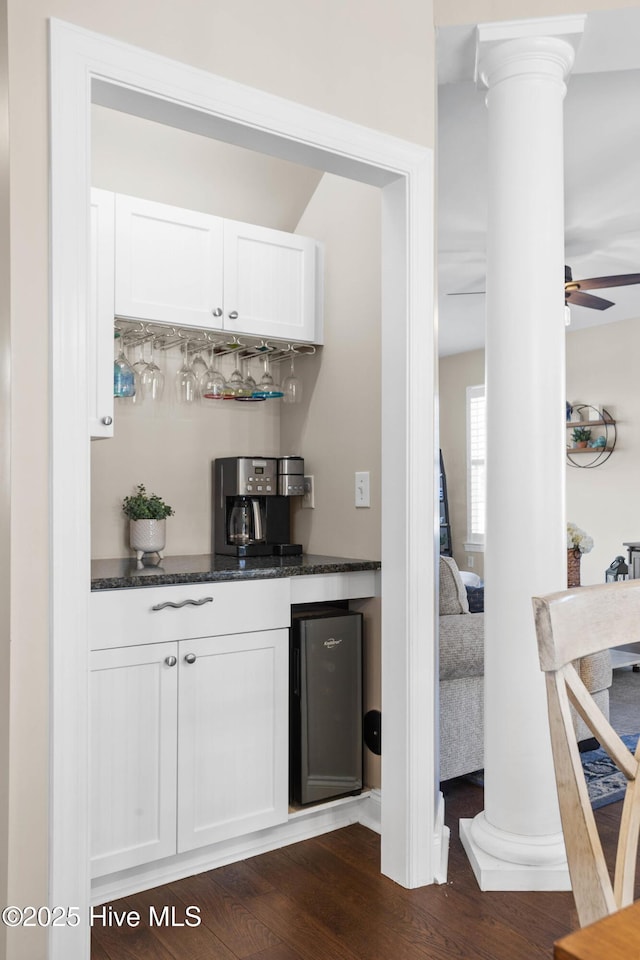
(115, 194, 224, 328)
(89, 189, 115, 438)
(223, 220, 318, 343)
(113, 193, 322, 343)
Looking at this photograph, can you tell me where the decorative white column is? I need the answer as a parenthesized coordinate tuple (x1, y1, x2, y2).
(459, 17, 585, 890)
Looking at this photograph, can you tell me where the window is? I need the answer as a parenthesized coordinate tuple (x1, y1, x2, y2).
(466, 384, 486, 548)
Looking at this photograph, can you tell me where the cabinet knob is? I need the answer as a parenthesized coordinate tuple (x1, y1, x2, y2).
(165, 655, 177, 667)
(101, 416, 113, 426)
(228, 310, 239, 320)
(212, 307, 223, 318)
(184, 653, 197, 665)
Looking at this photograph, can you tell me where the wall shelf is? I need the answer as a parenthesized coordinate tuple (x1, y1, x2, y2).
(566, 403, 617, 468)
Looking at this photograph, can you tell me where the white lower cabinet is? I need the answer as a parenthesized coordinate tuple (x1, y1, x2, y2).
(90, 642, 178, 878)
(177, 630, 289, 851)
(90, 628, 288, 879)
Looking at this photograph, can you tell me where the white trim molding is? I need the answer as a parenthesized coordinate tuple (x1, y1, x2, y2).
(49, 20, 439, 958)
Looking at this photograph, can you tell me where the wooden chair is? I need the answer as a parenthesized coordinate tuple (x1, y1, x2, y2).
(533, 579, 640, 928)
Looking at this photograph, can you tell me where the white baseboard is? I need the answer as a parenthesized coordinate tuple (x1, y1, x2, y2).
(357, 787, 382, 834)
(92, 790, 378, 905)
(433, 790, 450, 883)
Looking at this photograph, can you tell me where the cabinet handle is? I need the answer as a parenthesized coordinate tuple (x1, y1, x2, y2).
(101, 415, 113, 426)
(151, 597, 214, 612)
(184, 653, 197, 665)
(227, 310, 239, 320)
(165, 655, 177, 667)
(212, 307, 223, 318)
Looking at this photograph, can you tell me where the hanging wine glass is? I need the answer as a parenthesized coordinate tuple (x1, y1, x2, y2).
(175, 341, 198, 404)
(234, 357, 264, 402)
(113, 331, 136, 399)
(224, 346, 245, 398)
(140, 337, 165, 401)
(200, 347, 226, 401)
(190, 345, 208, 383)
(255, 355, 283, 399)
(131, 340, 148, 379)
(282, 352, 302, 405)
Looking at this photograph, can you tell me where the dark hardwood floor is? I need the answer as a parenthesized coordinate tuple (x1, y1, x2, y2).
(91, 780, 625, 960)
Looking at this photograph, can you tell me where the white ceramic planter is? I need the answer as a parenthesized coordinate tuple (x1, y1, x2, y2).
(129, 518, 166, 561)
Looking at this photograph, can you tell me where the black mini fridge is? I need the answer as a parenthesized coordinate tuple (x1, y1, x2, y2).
(290, 608, 363, 805)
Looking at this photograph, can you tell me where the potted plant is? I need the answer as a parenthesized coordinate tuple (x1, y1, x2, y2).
(571, 426, 592, 448)
(122, 483, 175, 561)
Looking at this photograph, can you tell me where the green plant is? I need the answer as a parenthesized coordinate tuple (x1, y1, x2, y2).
(571, 426, 592, 444)
(122, 484, 175, 520)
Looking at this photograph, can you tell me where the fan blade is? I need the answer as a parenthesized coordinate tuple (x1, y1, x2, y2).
(565, 289, 614, 311)
(447, 291, 485, 296)
(575, 272, 640, 291)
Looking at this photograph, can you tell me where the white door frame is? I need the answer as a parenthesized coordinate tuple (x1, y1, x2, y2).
(49, 19, 440, 959)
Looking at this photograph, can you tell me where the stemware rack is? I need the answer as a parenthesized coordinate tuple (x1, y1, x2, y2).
(114, 318, 318, 367)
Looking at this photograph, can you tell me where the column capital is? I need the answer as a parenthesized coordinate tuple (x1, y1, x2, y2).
(475, 15, 585, 89)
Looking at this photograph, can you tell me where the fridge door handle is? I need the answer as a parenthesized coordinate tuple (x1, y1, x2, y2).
(293, 647, 300, 697)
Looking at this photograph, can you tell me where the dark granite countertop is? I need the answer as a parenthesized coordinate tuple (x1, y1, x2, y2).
(91, 553, 381, 591)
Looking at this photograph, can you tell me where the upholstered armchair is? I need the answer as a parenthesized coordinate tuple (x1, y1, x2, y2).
(439, 556, 485, 781)
(438, 555, 612, 782)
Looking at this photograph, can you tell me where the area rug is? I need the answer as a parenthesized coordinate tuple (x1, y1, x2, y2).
(463, 733, 640, 810)
(581, 733, 639, 809)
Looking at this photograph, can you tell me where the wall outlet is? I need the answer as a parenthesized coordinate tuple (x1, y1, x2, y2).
(467, 555, 474, 568)
(302, 475, 315, 509)
(355, 471, 370, 508)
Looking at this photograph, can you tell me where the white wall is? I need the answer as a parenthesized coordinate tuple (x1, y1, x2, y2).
(7, 4, 434, 952)
(91, 379, 281, 559)
(566, 317, 640, 584)
(434, 0, 640, 26)
(439, 316, 640, 586)
(283, 174, 382, 561)
(92, 105, 323, 232)
(0, 4, 10, 955)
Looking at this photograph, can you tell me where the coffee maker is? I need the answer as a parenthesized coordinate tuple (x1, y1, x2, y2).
(213, 456, 304, 557)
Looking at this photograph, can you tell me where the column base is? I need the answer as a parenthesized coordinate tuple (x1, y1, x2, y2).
(460, 815, 572, 891)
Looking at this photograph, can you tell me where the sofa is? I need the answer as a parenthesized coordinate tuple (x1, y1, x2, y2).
(438, 555, 612, 782)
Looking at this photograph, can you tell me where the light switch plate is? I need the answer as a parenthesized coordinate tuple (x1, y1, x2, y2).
(355, 471, 370, 508)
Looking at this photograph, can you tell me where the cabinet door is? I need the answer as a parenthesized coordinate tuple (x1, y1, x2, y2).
(114, 194, 224, 328)
(223, 220, 320, 343)
(90, 643, 178, 877)
(177, 629, 288, 851)
(89, 189, 115, 438)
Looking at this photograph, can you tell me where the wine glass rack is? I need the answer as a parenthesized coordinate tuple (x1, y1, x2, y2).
(114, 318, 318, 368)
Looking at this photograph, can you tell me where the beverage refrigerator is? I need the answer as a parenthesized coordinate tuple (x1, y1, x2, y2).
(289, 607, 363, 805)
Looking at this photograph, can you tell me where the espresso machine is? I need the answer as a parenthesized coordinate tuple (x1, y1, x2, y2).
(213, 456, 305, 557)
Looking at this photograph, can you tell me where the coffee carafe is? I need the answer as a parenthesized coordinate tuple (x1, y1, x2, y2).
(227, 497, 264, 546)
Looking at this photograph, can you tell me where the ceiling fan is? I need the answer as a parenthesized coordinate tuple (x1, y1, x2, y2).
(564, 265, 640, 311)
(448, 266, 640, 311)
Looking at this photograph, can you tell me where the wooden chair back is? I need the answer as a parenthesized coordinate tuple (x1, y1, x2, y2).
(533, 579, 640, 927)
